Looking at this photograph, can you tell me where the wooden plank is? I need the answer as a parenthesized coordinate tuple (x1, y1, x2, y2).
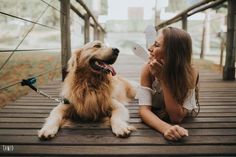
(1, 135, 236, 145)
(1, 128, 236, 136)
(1, 145, 236, 156)
(1, 122, 236, 129)
(4, 105, 236, 110)
(130, 117, 236, 123)
(2, 108, 236, 114)
(4, 106, 55, 109)
(2, 117, 236, 123)
(11, 97, 236, 103)
(0, 113, 49, 118)
(134, 112, 236, 118)
(0, 109, 51, 113)
(7, 101, 236, 106)
(126, 105, 236, 109)
(1, 112, 236, 118)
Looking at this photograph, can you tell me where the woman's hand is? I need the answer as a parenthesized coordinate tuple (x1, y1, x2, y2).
(148, 59, 164, 80)
(163, 125, 188, 141)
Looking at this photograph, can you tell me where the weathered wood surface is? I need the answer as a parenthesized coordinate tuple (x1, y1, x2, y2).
(0, 54, 236, 156)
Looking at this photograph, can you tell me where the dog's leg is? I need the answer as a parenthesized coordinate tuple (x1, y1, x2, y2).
(38, 103, 69, 140)
(110, 99, 135, 137)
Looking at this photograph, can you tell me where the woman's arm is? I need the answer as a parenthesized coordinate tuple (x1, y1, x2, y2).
(139, 64, 188, 140)
(139, 106, 188, 141)
(162, 83, 187, 123)
(161, 67, 199, 123)
(139, 105, 170, 133)
(148, 59, 187, 123)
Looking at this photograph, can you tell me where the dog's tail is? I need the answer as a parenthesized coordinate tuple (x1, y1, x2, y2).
(126, 80, 138, 99)
(113, 76, 139, 104)
(122, 79, 139, 103)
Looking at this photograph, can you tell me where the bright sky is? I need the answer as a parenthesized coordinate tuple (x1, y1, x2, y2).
(107, 0, 155, 20)
(99, 0, 168, 21)
(99, 0, 203, 23)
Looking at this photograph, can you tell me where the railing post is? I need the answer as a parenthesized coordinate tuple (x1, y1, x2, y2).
(200, 10, 210, 59)
(200, 24, 206, 59)
(60, 0, 71, 81)
(223, 0, 236, 80)
(98, 30, 104, 42)
(94, 23, 98, 40)
(97, 29, 101, 41)
(182, 14, 187, 31)
(84, 13, 90, 44)
(220, 37, 226, 67)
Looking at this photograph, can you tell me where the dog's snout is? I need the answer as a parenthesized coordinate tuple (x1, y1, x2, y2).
(112, 48, 119, 56)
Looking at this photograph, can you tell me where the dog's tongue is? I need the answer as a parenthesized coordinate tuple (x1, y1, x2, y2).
(105, 64, 116, 76)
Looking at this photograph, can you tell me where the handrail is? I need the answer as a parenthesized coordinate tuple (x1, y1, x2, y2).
(70, 3, 84, 19)
(76, 0, 106, 33)
(188, 0, 226, 17)
(70, 3, 96, 28)
(156, 0, 226, 30)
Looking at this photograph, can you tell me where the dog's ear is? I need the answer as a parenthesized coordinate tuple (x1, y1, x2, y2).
(67, 49, 81, 72)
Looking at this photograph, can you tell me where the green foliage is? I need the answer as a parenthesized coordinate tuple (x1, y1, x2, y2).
(100, 0, 108, 15)
(165, 0, 189, 12)
(166, 0, 209, 12)
(212, 2, 227, 13)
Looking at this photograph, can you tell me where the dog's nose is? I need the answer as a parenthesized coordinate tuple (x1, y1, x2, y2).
(112, 48, 119, 56)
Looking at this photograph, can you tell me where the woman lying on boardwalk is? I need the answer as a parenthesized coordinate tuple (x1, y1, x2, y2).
(137, 27, 199, 141)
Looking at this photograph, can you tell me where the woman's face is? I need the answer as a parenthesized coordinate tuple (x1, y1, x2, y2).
(148, 32, 164, 61)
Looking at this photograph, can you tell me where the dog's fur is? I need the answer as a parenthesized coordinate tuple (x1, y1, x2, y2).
(38, 41, 136, 139)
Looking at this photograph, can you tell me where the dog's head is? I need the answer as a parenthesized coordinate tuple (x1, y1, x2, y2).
(68, 40, 119, 76)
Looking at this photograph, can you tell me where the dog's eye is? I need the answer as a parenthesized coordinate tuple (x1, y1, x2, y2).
(93, 44, 101, 48)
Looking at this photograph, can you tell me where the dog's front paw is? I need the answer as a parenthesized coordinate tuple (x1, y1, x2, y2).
(111, 121, 135, 138)
(38, 126, 59, 140)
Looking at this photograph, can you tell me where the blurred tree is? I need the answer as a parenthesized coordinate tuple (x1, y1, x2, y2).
(83, 0, 107, 16)
(166, 0, 201, 12)
(100, 0, 108, 15)
(213, 1, 227, 13)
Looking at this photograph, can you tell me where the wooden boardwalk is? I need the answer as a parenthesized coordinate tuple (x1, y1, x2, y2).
(1, 54, 236, 156)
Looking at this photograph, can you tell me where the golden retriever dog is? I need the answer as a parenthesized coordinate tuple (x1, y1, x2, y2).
(38, 40, 137, 139)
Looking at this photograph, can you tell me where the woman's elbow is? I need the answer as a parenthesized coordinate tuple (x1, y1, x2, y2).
(168, 107, 186, 124)
(169, 115, 184, 124)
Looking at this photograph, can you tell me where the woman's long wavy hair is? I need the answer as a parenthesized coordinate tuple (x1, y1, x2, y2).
(161, 27, 194, 105)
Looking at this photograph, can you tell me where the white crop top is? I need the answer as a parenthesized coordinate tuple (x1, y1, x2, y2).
(135, 79, 198, 111)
